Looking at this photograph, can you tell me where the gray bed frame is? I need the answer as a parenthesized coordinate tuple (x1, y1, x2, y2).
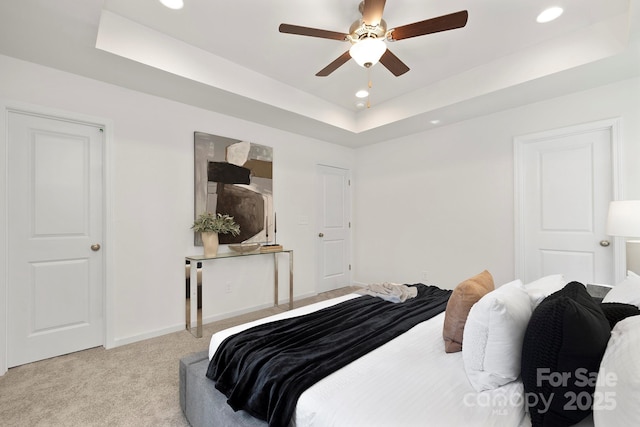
(179, 284, 612, 426)
(179, 351, 266, 427)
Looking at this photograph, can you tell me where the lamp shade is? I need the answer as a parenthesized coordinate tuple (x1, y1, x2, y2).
(606, 200, 640, 237)
(349, 37, 386, 68)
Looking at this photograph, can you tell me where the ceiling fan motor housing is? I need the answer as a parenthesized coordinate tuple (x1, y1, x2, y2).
(348, 19, 387, 43)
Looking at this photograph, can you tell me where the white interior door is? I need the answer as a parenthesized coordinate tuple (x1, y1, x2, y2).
(515, 120, 619, 286)
(7, 111, 104, 367)
(316, 165, 351, 293)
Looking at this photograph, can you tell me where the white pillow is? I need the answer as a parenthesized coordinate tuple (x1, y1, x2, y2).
(602, 274, 640, 308)
(523, 274, 566, 309)
(593, 315, 640, 426)
(462, 279, 532, 392)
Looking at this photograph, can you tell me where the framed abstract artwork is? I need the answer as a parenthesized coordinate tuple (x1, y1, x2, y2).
(194, 131, 273, 245)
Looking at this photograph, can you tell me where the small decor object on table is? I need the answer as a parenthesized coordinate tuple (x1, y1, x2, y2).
(228, 243, 261, 254)
(191, 212, 240, 257)
(261, 211, 282, 252)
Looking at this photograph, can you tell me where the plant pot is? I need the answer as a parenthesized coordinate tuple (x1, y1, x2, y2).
(201, 231, 219, 257)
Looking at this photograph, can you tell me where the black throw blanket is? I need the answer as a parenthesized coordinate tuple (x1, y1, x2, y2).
(206, 284, 452, 427)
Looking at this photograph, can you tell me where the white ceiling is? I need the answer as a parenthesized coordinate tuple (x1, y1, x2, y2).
(0, 0, 639, 147)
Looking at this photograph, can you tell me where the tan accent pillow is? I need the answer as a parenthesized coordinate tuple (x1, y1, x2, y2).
(442, 270, 495, 353)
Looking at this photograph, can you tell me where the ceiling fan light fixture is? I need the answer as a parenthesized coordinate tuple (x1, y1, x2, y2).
(349, 37, 386, 68)
(159, 0, 184, 10)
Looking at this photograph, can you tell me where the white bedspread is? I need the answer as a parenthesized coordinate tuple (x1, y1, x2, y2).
(209, 294, 528, 427)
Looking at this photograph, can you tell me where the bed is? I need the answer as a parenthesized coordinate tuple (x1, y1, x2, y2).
(179, 271, 640, 427)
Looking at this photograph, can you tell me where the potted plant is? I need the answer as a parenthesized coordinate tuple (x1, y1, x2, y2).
(191, 212, 240, 257)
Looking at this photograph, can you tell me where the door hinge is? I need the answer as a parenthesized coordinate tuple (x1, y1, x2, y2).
(349, 264, 352, 271)
(349, 222, 351, 228)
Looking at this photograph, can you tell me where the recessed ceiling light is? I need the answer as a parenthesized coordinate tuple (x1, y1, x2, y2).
(355, 90, 369, 98)
(537, 7, 563, 23)
(355, 101, 366, 109)
(159, 0, 184, 10)
(430, 119, 441, 125)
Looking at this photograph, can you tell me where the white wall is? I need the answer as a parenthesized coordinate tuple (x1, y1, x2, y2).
(0, 54, 355, 356)
(353, 77, 640, 290)
(1, 50, 639, 371)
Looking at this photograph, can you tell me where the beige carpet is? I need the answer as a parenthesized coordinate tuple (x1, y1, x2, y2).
(0, 286, 359, 427)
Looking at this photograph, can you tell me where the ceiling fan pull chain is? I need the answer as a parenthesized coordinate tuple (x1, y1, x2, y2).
(367, 68, 372, 108)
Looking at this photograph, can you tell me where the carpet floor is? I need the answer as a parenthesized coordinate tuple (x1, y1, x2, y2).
(0, 286, 359, 426)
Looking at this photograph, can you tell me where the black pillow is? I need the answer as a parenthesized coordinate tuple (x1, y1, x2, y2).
(600, 302, 640, 329)
(521, 281, 611, 427)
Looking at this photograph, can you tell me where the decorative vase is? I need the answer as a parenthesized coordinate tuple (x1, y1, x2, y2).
(201, 231, 219, 257)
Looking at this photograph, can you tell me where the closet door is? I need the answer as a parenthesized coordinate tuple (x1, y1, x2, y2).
(316, 164, 351, 293)
(7, 110, 104, 367)
(515, 120, 619, 286)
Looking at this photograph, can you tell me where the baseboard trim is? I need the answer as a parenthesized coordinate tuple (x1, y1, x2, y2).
(111, 292, 319, 348)
(201, 302, 274, 325)
(112, 324, 186, 348)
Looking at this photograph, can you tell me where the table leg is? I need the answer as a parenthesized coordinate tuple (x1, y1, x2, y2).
(185, 260, 203, 338)
(185, 260, 190, 332)
(196, 262, 202, 337)
(274, 253, 279, 307)
(289, 251, 294, 310)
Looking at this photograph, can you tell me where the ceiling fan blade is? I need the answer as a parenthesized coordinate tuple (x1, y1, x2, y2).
(389, 10, 468, 41)
(379, 49, 410, 76)
(279, 24, 348, 41)
(362, 0, 386, 26)
(316, 51, 352, 76)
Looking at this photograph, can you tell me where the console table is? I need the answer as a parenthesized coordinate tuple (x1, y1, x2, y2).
(185, 249, 293, 338)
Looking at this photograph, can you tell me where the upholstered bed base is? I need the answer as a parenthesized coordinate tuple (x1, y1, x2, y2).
(179, 351, 266, 427)
(179, 284, 613, 427)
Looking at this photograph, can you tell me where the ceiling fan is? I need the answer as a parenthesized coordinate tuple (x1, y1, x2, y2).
(279, 0, 468, 77)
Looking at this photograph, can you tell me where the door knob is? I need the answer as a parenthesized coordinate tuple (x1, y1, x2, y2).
(599, 240, 610, 247)
(91, 243, 101, 251)
(318, 233, 324, 238)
